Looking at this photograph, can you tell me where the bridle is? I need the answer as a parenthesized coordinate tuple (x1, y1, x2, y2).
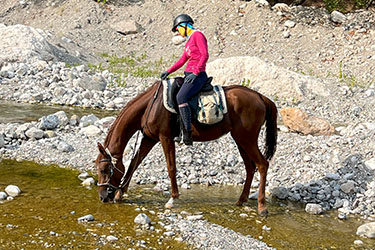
(97, 80, 163, 194)
(97, 148, 124, 191)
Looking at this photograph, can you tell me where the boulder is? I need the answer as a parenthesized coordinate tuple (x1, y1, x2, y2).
(79, 114, 99, 127)
(280, 107, 335, 136)
(206, 56, 330, 101)
(0, 24, 82, 64)
(111, 20, 143, 35)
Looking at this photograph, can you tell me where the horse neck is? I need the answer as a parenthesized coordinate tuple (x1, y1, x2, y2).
(104, 86, 155, 158)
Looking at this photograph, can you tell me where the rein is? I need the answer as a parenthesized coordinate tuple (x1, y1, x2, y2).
(98, 81, 163, 191)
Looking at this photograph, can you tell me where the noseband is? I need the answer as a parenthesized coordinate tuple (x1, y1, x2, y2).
(97, 148, 125, 190)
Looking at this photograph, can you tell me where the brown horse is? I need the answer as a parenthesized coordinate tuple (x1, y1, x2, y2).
(95, 78, 277, 216)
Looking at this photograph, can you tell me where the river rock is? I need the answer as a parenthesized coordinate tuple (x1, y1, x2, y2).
(356, 222, 375, 238)
(25, 127, 45, 140)
(39, 114, 60, 130)
(365, 158, 375, 171)
(340, 181, 356, 194)
(0, 191, 7, 200)
(69, 114, 80, 126)
(134, 213, 151, 225)
(305, 203, 323, 215)
(78, 172, 90, 181)
(271, 186, 288, 200)
(53, 111, 69, 126)
(106, 235, 119, 241)
(77, 75, 107, 91)
(57, 140, 74, 152)
(0, 134, 4, 148)
(5, 185, 21, 197)
(77, 214, 94, 222)
(331, 11, 346, 24)
(82, 177, 95, 186)
(79, 114, 99, 127)
(80, 125, 101, 136)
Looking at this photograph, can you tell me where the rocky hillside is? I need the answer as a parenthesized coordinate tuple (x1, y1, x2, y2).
(1, 0, 374, 85)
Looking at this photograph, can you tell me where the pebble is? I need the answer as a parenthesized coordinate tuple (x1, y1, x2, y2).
(5, 185, 21, 197)
(77, 214, 94, 222)
(134, 213, 151, 225)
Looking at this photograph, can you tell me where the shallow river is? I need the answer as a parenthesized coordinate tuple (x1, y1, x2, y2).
(0, 159, 373, 250)
(0, 101, 374, 249)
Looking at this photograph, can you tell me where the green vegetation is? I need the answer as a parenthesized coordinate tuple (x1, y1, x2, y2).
(241, 78, 252, 88)
(323, 0, 371, 13)
(337, 61, 371, 88)
(88, 52, 177, 88)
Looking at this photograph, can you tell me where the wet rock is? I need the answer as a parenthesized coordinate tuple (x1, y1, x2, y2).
(0, 191, 7, 200)
(106, 235, 118, 241)
(78, 214, 94, 222)
(356, 222, 375, 238)
(5, 185, 21, 197)
(271, 186, 288, 200)
(78, 172, 90, 181)
(134, 213, 151, 225)
(82, 177, 95, 186)
(305, 203, 323, 215)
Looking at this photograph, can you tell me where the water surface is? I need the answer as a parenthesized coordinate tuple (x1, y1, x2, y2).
(0, 160, 374, 249)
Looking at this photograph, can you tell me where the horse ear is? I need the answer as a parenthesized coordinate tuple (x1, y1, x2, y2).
(97, 142, 107, 156)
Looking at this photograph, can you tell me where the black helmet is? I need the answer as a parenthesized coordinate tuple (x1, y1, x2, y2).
(172, 14, 194, 32)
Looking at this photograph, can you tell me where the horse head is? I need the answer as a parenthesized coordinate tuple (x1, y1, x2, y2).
(95, 142, 125, 203)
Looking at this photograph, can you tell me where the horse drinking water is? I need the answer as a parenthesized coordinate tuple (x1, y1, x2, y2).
(95, 79, 277, 216)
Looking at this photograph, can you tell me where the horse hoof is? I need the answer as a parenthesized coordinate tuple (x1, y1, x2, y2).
(235, 200, 244, 206)
(258, 208, 268, 217)
(114, 190, 123, 202)
(165, 198, 174, 209)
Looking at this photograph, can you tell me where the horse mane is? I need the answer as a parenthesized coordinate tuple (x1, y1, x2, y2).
(103, 81, 159, 147)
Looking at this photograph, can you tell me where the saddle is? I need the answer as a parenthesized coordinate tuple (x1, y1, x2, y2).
(162, 77, 227, 125)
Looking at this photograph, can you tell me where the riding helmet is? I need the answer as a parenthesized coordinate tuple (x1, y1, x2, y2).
(172, 14, 194, 32)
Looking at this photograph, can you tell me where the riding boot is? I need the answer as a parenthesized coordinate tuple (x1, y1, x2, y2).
(178, 105, 193, 146)
(174, 117, 183, 143)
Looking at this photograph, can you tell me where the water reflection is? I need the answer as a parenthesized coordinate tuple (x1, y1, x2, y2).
(0, 100, 117, 123)
(0, 159, 373, 249)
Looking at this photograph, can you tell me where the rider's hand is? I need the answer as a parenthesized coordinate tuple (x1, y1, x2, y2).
(184, 73, 197, 84)
(160, 71, 170, 80)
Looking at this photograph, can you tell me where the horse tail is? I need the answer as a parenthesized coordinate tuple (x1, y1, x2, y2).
(262, 95, 278, 160)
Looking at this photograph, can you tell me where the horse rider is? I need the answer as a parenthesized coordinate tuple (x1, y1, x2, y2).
(160, 14, 209, 145)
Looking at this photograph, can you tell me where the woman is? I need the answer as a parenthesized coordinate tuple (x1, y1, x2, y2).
(160, 14, 209, 145)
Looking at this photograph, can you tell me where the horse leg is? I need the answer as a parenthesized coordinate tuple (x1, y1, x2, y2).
(233, 136, 269, 216)
(114, 136, 157, 201)
(235, 145, 257, 206)
(159, 136, 179, 208)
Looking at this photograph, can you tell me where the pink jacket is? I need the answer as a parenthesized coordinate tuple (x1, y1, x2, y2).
(167, 30, 209, 75)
